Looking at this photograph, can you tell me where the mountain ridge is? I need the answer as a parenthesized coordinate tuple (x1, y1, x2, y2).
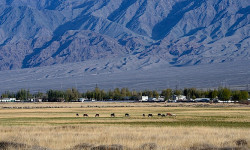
(0, 0, 249, 71)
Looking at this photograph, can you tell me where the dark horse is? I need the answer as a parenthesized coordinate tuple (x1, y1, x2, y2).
(76, 113, 79, 116)
(148, 114, 153, 117)
(83, 114, 88, 117)
(111, 113, 115, 117)
(125, 113, 129, 117)
(95, 114, 100, 117)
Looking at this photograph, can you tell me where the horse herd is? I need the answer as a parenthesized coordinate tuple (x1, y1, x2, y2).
(75, 113, 176, 118)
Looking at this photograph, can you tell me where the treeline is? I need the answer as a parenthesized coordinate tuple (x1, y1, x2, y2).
(0, 87, 249, 102)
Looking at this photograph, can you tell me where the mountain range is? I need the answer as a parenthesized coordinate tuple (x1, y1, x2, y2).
(0, 0, 249, 71)
(0, 0, 249, 92)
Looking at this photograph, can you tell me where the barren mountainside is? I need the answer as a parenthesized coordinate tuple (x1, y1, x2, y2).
(0, 0, 249, 71)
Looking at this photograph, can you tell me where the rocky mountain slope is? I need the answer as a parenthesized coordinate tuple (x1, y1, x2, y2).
(0, 0, 249, 71)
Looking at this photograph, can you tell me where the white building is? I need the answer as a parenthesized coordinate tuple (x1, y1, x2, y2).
(30, 99, 43, 102)
(173, 95, 186, 101)
(0, 98, 16, 102)
(140, 96, 149, 102)
(157, 96, 165, 101)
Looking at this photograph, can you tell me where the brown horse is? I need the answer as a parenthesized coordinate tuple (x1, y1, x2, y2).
(166, 113, 172, 116)
(83, 114, 88, 117)
(167, 113, 176, 117)
(95, 114, 99, 117)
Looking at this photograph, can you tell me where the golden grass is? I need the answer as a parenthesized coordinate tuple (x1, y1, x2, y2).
(0, 102, 248, 108)
(0, 126, 249, 149)
(0, 102, 249, 149)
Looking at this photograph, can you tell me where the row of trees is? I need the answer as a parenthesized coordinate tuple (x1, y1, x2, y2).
(1, 87, 249, 102)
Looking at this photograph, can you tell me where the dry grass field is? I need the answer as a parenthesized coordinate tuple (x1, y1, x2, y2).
(0, 102, 249, 150)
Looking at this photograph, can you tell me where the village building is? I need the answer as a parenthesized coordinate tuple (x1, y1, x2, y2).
(140, 96, 149, 102)
(0, 98, 16, 102)
(173, 95, 187, 101)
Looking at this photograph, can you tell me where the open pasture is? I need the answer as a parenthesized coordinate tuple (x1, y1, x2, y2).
(0, 102, 249, 127)
(0, 102, 249, 149)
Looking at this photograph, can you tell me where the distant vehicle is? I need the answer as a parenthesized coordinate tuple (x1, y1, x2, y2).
(195, 98, 210, 103)
(78, 98, 90, 102)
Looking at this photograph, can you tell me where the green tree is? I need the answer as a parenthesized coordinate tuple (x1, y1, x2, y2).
(33, 92, 44, 99)
(137, 91, 142, 100)
(85, 91, 93, 99)
(16, 89, 31, 100)
(239, 91, 249, 101)
(47, 90, 64, 102)
(93, 86, 101, 100)
(152, 90, 159, 98)
(130, 90, 138, 100)
(232, 90, 240, 101)
(174, 89, 182, 96)
(121, 88, 127, 99)
(184, 88, 198, 100)
(1, 91, 16, 98)
(218, 88, 231, 101)
(208, 89, 218, 100)
(107, 90, 114, 100)
(113, 88, 121, 100)
(161, 89, 173, 100)
(65, 88, 80, 101)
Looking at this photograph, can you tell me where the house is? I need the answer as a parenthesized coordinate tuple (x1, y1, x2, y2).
(140, 96, 165, 102)
(157, 96, 165, 101)
(0, 98, 16, 102)
(30, 99, 43, 102)
(140, 96, 149, 102)
(173, 95, 187, 101)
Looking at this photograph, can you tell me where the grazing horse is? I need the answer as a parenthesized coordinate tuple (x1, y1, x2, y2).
(167, 113, 176, 118)
(76, 113, 79, 117)
(111, 113, 115, 117)
(166, 113, 172, 116)
(125, 113, 129, 117)
(158, 113, 162, 117)
(83, 114, 88, 117)
(161, 114, 166, 117)
(142, 114, 145, 117)
(148, 114, 153, 117)
(95, 114, 99, 117)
